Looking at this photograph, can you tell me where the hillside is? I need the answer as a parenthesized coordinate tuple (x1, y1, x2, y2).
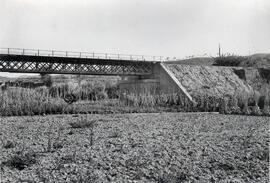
(165, 57, 214, 66)
(166, 53, 270, 68)
(241, 53, 270, 68)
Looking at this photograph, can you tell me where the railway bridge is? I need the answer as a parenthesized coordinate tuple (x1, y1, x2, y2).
(0, 48, 193, 102)
(0, 48, 163, 76)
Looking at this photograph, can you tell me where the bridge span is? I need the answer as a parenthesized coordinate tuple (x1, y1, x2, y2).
(0, 47, 193, 102)
(0, 48, 165, 76)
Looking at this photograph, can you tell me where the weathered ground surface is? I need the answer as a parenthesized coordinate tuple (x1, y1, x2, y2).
(165, 64, 253, 98)
(1, 113, 269, 183)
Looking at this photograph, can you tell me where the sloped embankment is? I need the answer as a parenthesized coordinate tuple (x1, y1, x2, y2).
(164, 64, 253, 99)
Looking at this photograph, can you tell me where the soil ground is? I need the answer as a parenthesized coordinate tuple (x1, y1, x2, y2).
(1, 113, 269, 183)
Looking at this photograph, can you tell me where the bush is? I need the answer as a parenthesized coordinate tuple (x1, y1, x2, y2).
(213, 55, 248, 66)
(40, 74, 53, 87)
(106, 85, 119, 99)
(2, 151, 37, 170)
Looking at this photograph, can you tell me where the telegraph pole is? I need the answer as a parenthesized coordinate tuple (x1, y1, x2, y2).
(218, 43, 221, 57)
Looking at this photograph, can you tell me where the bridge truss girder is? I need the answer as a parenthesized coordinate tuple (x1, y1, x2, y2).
(0, 55, 155, 76)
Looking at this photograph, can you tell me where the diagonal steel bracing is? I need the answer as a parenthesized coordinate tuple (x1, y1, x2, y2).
(0, 54, 156, 76)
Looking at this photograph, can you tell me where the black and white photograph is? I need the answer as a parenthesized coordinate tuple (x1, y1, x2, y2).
(0, 0, 269, 182)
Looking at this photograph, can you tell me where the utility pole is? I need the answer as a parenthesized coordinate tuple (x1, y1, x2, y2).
(218, 43, 221, 57)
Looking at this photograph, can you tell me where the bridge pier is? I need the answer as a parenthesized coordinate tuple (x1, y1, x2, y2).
(119, 63, 193, 102)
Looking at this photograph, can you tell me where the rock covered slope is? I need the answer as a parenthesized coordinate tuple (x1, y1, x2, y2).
(165, 64, 253, 99)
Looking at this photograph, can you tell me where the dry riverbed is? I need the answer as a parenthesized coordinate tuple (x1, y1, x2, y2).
(0, 113, 269, 183)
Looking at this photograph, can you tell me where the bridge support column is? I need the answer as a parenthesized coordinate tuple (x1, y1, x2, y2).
(118, 63, 194, 103)
(119, 77, 159, 95)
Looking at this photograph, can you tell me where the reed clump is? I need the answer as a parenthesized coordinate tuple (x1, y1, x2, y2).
(0, 87, 65, 116)
(0, 85, 269, 116)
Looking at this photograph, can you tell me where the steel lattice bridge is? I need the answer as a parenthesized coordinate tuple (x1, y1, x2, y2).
(0, 48, 167, 76)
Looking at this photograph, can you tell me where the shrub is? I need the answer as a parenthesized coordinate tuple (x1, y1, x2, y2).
(106, 85, 119, 99)
(2, 151, 37, 170)
(213, 54, 248, 66)
(40, 74, 53, 87)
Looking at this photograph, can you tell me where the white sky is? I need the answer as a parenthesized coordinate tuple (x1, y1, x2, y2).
(0, 0, 270, 77)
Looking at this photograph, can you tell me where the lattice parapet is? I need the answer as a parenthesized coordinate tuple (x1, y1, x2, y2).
(0, 54, 155, 76)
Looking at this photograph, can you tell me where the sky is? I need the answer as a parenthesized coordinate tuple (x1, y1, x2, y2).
(0, 0, 270, 77)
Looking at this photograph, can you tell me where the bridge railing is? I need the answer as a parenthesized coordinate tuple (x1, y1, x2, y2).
(0, 48, 167, 62)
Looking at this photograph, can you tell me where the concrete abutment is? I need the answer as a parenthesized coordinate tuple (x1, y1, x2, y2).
(118, 63, 194, 102)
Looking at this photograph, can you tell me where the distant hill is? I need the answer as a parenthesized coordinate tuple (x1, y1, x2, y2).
(250, 53, 270, 59)
(213, 54, 270, 68)
(243, 53, 270, 68)
(165, 57, 214, 66)
(165, 53, 270, 68)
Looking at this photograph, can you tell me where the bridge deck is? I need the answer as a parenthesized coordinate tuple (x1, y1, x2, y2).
(0, 48, 162, 76)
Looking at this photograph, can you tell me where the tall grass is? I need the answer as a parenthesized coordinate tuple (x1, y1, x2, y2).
(0, 87, 65, 116)
(48, 82, 117, 100)
(121, 92, 188, 107)
(0, 85, 269, 116)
